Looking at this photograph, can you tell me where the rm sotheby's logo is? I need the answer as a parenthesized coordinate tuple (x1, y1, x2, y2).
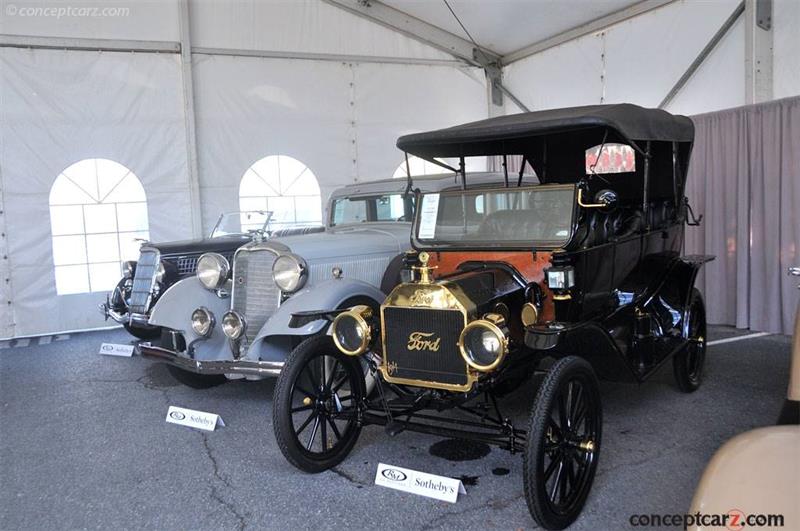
(169, 411, 186, 421)
(407, 332, 441, 352)
(381, 468, 407, 482)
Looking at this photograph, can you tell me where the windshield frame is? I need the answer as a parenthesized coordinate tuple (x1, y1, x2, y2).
(328, 192, 415, 227)
(210, 210, 273, 238)
(410, 183, 578, 251)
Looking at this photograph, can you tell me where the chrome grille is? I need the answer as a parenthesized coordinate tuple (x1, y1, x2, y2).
(175, 256, 198, 276)
(231, 248, 280, 347)
(130, 249, 159, 314)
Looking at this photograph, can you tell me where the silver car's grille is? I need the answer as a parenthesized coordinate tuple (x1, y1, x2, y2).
(231, 248, 280, 347)
(130, 249, 159, 314)
(175, 256, 198, 276)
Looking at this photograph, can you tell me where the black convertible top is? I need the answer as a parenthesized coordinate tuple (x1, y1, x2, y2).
(396, 104, 694, 158)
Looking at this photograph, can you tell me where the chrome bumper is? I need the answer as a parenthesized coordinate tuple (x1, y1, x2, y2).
(140, 344, 285, 376)
(99, 302, 152, 328)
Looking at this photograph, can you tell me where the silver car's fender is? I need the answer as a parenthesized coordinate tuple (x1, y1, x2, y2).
(147, 277, 233, 362)
(247, 278, 386, 362)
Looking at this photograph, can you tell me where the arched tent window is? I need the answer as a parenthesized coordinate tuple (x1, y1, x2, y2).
(585, 143, 635, 174)
(49, 159, 149, 295)
(239, 155, 322, 231)
(393, 155, 487, 178)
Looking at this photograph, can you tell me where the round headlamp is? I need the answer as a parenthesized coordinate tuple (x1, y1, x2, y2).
(221, 311, 246, 340)
(191, 307, 214, 337)
(196, 253, 230, 290)
(273, 253, 307, 293)
(331, 305, 372, 356)
(155, 261, 166, 284)
(122, 261, 136, 279)
(458, 316, 508, 372)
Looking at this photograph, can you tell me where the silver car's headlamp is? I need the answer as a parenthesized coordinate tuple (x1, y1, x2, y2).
(273, 253, 308, 292)
(458, 314, 508, 372)
(122, 261, 136, 279)
(155, 261, 166, 283)
(331, 305, 372, 356)
(221, 311, 245, 340)
(197, 253, 230, 290)
(191, 307, 214, 337)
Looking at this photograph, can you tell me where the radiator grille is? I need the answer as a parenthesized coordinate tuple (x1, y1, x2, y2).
(130, 249, 159, 314)
(231, 248, 280, 347)
(382, 307, 468, 387)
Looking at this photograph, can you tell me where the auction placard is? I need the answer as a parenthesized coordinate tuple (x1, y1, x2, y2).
(375, 462, 466, 503)
(165, 406, 225, 432)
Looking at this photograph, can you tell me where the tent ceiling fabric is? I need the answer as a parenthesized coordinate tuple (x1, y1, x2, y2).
(381, 0, 642, 56)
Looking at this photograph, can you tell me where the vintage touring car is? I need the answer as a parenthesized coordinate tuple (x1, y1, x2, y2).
(139, 174, 526, 388)
(271, 104, 712, 530)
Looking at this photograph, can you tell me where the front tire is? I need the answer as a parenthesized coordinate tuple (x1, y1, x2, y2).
(123, 322, 161, 341)
(673, 288, 707, 393)
(523, 356, 602, 530)
(273, 335, 365, 473)
(165, 365, 227, 389)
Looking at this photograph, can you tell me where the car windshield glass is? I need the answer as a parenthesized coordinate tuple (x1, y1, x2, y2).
(330, 193, 413, 226)
(211, 211, 272, 237)
(414, 185, 576, 248)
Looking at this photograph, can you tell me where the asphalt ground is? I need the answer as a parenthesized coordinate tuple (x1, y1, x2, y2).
(0, 325, 792, 530)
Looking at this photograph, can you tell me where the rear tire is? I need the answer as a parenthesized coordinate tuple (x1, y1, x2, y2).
(273, 335, 365, 473)
(165, 364, 227, 389)
(523, 356, 602, 530)
(673, 288, 706, 393)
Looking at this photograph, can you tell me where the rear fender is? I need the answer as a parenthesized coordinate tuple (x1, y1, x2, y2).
(246, 279, 386, 362)
(644, 255, 714, 338)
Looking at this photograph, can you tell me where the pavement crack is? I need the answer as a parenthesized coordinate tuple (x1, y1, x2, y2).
(329, 466, 369, 486)
(419, 493, 526, 531)
(199, 431, 247, 530)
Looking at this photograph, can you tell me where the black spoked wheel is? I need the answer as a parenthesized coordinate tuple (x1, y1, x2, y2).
(524, 356, 602, 530)
(165, 365, 227, 389)
(273, 335, 364, 473)
(673, 288, 707, 393)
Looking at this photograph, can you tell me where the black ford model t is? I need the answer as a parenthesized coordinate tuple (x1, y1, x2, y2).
(272, 104, 712, 529)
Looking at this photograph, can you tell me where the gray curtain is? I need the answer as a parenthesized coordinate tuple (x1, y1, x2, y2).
(686, 96, 800, 334)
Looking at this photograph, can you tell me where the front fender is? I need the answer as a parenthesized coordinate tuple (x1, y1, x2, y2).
(148, 277, 232, 361)
(246, 278, 386, 362)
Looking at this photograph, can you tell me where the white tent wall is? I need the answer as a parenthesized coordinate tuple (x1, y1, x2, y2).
(189, 0, 454, 61)
(502, 0, 746, 115)
(0, 48, 192, 338)
(192, 56, 487, 234)
(773, 0, 800, 99)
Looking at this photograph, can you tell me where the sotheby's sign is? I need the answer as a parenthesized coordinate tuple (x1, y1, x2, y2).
(99, 343, 135, 357)
(165, 406, 225, 432)
(374, 463, 466, 503)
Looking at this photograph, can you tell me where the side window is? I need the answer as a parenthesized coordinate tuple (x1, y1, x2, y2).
(49, 159, 149, 295)
(239, 155, 322, 231)
(585, 143, 635, 174)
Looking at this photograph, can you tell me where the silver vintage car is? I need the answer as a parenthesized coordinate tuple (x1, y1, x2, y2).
(140, 173, 504, 388)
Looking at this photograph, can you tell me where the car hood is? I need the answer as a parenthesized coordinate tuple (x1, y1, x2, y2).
(270, 223, 412, 260)
(143, 235, 251, 256)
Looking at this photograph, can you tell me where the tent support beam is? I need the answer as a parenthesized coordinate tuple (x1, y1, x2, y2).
(658, 1, 744, 109)
(745, 0, 773, 103)
(178, 0, 204, 239)
(191, 47, 463, 66)
(502, 0, 675, 65)
(321, 0, 501, 67)
(0, 34, 180, 53)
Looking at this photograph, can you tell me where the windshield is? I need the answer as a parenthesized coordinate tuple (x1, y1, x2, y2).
(414, 185, 576, 248)
(211, 211, 272, 238)
(330, 193, 414, 226)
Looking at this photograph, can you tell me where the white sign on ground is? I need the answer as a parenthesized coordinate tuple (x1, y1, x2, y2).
(375, 462, 466, 503)
(165, 406, 225, 432)
(99, 343, 135, 357)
